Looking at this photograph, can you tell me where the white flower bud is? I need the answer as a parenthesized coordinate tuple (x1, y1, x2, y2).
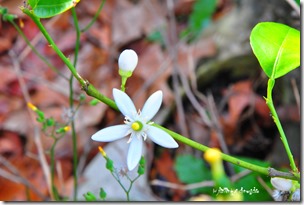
(118, 49, 138, 72)
(270, 177, 293, 191)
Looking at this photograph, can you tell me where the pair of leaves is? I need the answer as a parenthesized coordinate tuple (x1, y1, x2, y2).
(28, 0, 80, 18)
(250, 22, 300, 79)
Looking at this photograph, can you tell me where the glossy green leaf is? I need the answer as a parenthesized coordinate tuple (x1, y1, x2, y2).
(33, 0, 80, 18)
(250, 22, 300, 79)
(28, 0, 40, 9)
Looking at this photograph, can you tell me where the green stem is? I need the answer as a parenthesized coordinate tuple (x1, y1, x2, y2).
(266, 78, 298, 174)
(80, 0, 106, 32)
(152, 123, 299, 181)
(50, 138, 60, 201)
(121, 76, 127, 92)
(110, 172, 129, 200)
(71, 8, 80, 201)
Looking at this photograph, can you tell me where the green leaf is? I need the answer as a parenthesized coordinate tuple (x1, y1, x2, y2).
(33, 0, 80, 18)
(186, 0, 217, 39)
(28, 0, 40, 9)
(250, 22, 300, 79)
(174, 154, 212, 195)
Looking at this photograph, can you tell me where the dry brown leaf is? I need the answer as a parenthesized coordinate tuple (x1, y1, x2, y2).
(0, 156, 49, 201)
(0, 0, 25, 17)
(152, 150, 186, 201)
(112, 0, 166, 47)
(0, 130, 23, 157)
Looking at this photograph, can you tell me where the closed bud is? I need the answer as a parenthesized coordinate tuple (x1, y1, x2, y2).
(99, 188, 107, 200)
(105, 157, 114, 172)
(83, 192, 96, 201)
(118, 49, 138, 74)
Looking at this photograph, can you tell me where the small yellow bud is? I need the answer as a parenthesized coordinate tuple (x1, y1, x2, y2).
(98, 146, 107, 157)
(27, 102, 37, 111)
(204, 148, 222, 164)
(63, 126, 71, 132)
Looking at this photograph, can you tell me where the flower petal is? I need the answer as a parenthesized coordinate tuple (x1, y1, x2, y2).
(91, 125, 130, 142)
(270, 177, 293, 191)
(146, 126, 179, 148)
(141, 90, 163, 121)
(127, 134, 143, 171)
(113, 88, 137, 119)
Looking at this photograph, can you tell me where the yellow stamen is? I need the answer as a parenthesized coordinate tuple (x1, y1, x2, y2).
(27, 102, 37, 111)
(98, 146, 107, 157)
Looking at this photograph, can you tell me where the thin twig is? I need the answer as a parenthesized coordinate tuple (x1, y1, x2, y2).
(166, 0, 189, 138)
(256, 176, 273, 197)
(150, 179, 214, 190)
(150, 169, 252, 191)
(56, 161, 65, 196)
(18, 16, 60, 62)
(0, 156, 48, 200)
(206, 93, 230, 154)
(33, 126, 54, 200)
(207, 93, 234, 176)
(176, 62, 212, 127)
(285, 0, 300, 16)
(9, 50, 31, 102)
(133, 57, 171, 101)
(9, 50, 54, 199)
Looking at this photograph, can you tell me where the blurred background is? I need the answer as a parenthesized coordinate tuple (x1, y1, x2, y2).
(0, 0, 301, 201)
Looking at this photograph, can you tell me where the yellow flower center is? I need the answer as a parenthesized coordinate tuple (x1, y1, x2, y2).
(131, 121, 143, 131)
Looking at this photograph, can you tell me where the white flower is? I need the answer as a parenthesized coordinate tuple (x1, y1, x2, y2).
(91, 88, 179, 171)
(118, 49, 138, 73)
(270, 177, 293, 191)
